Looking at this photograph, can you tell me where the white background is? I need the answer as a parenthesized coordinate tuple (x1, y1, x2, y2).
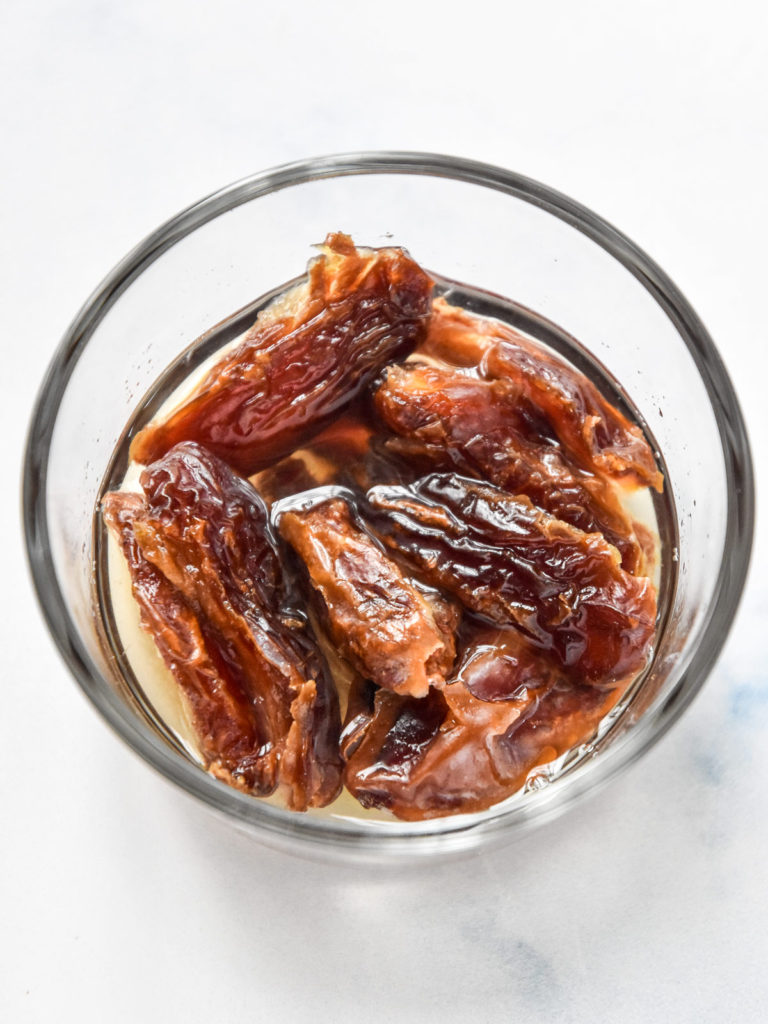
(3, 2, 767, 1021)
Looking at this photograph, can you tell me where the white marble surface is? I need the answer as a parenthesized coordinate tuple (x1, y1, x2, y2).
(3, 2, 767, 1020)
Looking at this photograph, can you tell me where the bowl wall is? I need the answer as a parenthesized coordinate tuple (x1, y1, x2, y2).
(24, 153, 754, 856)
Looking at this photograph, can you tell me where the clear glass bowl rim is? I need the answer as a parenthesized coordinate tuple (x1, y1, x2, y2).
(23, 151, 755, 855)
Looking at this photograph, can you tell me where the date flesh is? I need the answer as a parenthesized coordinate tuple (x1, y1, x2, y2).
(342, 632, 613, 819)
(374, 361, 647, 572)
(104, 492, 272, 793)
(109, 238, 664, 821)
(422, 297, 662, 490)
(130, 233, 433, 474)
(279, 497, 458, 698)
(453, 625, 562, 702)
(365, 473, 656, 687)
(104, 443, 342, 810)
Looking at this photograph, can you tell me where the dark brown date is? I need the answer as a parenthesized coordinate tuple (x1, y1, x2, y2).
(104, 492, 272, 794)
(491, 679, 622, 786)
(374, 361, 647, 573)
(109, 236, 665, 821)
(343, 634, 588, 819)
(278, 497, 458, 698)
(130, 233, 434, 474)
(453, 626, 562, 703)
(365, 473, 656, 687)
(342, 683, 450, 810)
(422, 297, 662, 490)
(104, 443, 342, 810)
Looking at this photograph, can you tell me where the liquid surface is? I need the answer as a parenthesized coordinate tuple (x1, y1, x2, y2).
(97, 265, 675, 824)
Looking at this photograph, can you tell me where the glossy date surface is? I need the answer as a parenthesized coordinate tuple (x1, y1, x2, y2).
(130, 234, 433, 474)
(423, 297, 662, 490)
(104, 491, 272, 793)
(374, 361, 648, 572)
(365, 473, 656, 687)
(104, 443, 342, 810)
(342, 633, 616, 819)
(107, 240, 664, 822)
(278, 497, 458, 698)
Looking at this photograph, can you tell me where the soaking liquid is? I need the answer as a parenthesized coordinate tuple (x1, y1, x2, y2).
(95, 275, 677, 822)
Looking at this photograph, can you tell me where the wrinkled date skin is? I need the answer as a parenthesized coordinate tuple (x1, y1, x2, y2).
(422, 297, 662, 490)
(342, 632, 616, 819)
(107, 238, 665, 822)
(279, 497, 458, 699)
(374, 361, 647, 573)
(130, 234, 434, 474)
(453, 625, 562, 703)
(104, 443, 342, 810)
(104, 492, 272, 792)
(365, 473, 657, 687)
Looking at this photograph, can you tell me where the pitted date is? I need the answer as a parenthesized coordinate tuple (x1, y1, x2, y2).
(104, 443, 342, 810)
(278, 497, 458, 698)
(104, 492, 273, 794)
(107, 236, 665, 822)
(365, 473, 656, 687)
(343, 634, 579, 819)
(374, 361, 647, 572)
(342, 628, 623, 820)
(341, 681, 449, 794)
(422, 297, 662, 490)
(130, 233, 433, 474)
(453, 626, 562, 703)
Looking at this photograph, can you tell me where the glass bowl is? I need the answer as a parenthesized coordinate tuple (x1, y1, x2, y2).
(23, 152, 754, 859)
